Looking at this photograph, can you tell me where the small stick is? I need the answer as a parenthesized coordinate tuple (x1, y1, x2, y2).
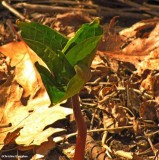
(147, 137, 159, 157)
(54, 124, 158, 144)
(144, 2, 159, 10)
(13, 2, 96, 15)
(13, 2, 149, 19)
(29, 0, 98, 8)
(1, 1, 30, 21)
(116, 0, 159, 17)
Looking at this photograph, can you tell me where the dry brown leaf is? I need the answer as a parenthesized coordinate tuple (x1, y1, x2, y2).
(132, 120, 141, 135)
(139, 101, 158, 121)
(98, 19, 159, 75)
(4, 128, 21, 145)
(126, 84, 140, 112)
(0, 76, 26, 149)
(100, 102, 128, 133)
(0, 41, 73, 150)
(119, 20, 157, 39)
(140, 73, 159, 103)
(15, 105, 72, 146)
(140, 74, 154, 94)
(34, 137, 55, 157)
(0, 41, 47, 98)
(51, 12, 92, 36)
(99, 85, 116, 99)
(0, 41, 29, 67)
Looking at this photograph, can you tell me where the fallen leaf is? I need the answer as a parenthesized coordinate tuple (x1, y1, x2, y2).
(35, 137, 55, 156)
(0, 41, 72, 150)
(98, 19, 159, 75)
(15, 105, 72, 146)
(139, 100, 158, 121)
(99, 102, 128, 133)
(0, 41, 47, 98)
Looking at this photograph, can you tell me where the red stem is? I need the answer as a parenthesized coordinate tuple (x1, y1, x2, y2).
(71, 94, 87, 160)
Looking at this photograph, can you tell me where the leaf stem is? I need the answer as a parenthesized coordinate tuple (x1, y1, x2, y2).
(71, 94, 87, 160)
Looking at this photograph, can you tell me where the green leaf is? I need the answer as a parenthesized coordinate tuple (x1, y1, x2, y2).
(65, 36, 102, 67)
(18, 22, 68, 53)
(18, 21, 75, 85)
(18, 19, 103, 104)
(63, 18, 103, 54)
(62, 62, 92, 101)
(36, 62, 91, 104)
(35, 62, 65, 103)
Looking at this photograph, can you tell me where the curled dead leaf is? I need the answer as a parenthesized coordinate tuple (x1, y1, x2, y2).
(139, 100, 158, 121)
(98, 19, 159, 75)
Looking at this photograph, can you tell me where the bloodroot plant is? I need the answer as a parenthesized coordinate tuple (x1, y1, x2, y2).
(18, 19, 103, 160)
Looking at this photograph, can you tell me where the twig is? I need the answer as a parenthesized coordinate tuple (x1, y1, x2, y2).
(116, 0, 159, 17)
(144, 2, 159, 10)
(117, 87, 153, 99)
(1, 1, 29, 21)
(99, 92, 117, 104)
(13, 2, 96, 14)
(13, 2, 150, 19)
(97, 5, 150, 19)
(90, 109, 98, 130)
(54, 124, 158, 144)
(138, 143, 159, 156)
(29, 0, 98, 8)
(144, 129, 159, 137)
(147, 137, 159, 157)
(115, 150, 133, 159)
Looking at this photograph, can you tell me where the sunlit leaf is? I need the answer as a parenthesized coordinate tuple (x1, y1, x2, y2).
(18, 22, 68, 53)
(18, 22, 75, 86)
(15, 105, 72, 146)
(65, 36, 102, 67)
(63, 18, 103, 54)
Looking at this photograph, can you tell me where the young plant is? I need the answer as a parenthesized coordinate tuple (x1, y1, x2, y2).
(18, 19, 103, 160)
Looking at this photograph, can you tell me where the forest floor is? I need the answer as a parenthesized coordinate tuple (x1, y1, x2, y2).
(1, 0, 159, 160)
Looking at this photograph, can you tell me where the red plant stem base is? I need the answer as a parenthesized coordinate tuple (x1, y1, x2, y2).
(71, 94, 87, 160)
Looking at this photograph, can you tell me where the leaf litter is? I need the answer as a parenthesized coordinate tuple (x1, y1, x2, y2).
(0, 41, 72, 157)
(1, 10, 159, 160)
(83, 17, 159, 159)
